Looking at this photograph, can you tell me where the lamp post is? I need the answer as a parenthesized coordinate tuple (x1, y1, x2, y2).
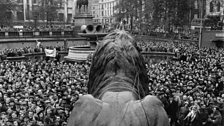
(34, 15, 38, 31)
(199, 0, 204, 49)
(72, 0, 77, 18)
(64, 0, 68, 24)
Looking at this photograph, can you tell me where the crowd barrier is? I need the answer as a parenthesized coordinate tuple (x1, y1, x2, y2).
(0, 31, 74, 38)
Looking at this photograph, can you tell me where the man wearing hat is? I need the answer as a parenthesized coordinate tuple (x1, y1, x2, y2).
(218, 102, 224, 126)
(207, 106, 222, 126)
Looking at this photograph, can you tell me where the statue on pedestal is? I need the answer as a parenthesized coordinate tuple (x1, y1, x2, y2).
(77, 0, 89, 13)
(210, 0, 221, 13)
(73, 0, 93, 26)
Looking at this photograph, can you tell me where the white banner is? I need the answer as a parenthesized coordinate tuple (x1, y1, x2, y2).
(45, 48, 57, 57)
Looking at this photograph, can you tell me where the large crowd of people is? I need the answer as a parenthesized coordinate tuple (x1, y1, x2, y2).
(138, 40, 174, 52)
(147, 42, 224, 126)
(0, 25, 73, 32)
(0, 38, 223, 126)
(0, 45, 66, 59)
(0, 60, 90, 126)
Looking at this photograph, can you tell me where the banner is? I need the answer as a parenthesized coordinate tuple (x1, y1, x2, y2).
(45, 48, 57, 57)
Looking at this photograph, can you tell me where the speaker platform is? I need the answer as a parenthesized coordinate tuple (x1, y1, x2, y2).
(73, 13, 94, 27)
(64, 32, 108, 62)
(64, 46, 94, 62)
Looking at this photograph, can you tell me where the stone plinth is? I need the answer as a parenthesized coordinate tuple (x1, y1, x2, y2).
(73, 13, 94, 26)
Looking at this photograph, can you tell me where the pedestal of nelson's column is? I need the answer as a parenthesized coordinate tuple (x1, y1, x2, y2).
(73, 0, 93, 27)
(64, 0, 107, 62)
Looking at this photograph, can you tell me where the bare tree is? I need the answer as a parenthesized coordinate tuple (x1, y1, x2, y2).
(35, 0, 62, 25)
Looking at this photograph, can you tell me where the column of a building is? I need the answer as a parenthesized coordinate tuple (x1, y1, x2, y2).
(29, 0, 32, 21)
(109, 2, 110, 17)
(72, 0, 77, 18)
(100, 2, 102, 24)
(221, 1, 223, 15)
(205, 0, 209, 16)
(64, 0, 68, 23)
(23, 0, 27, 21)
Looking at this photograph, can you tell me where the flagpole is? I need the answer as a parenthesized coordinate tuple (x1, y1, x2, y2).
(23, 0, 27, 22)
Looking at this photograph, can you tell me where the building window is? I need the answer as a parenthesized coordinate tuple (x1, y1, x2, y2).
(17, 12, 23, 20)
(59, 13, 64, 21)
(217, 2, 221, 12)
(6, 12, 12, 20)
(210, 2, 214, 12)
(68, 14, 72, 22)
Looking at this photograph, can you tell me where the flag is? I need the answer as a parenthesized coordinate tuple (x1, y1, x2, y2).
(45, 48, 57, 57)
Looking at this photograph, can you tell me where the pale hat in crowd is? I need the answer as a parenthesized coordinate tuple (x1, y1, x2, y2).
(222, 94, 224, 98)
(45, 100, 51, 104)
(182, 95, 187, 101)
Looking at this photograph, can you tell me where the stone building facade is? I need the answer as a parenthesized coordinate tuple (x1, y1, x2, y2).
(10, 0, 91, 25)
(192, 0, 223, 19)
(90, 0, 118, 25)
(90, 0, 100, 24)
(99, 0, 118, 24)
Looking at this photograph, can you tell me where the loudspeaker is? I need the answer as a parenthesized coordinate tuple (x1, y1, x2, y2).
(80, 25, 104, 33)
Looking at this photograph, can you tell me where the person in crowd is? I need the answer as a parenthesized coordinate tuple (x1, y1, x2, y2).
(207, 106, 222, 126)
(167, 96, 180, 126)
